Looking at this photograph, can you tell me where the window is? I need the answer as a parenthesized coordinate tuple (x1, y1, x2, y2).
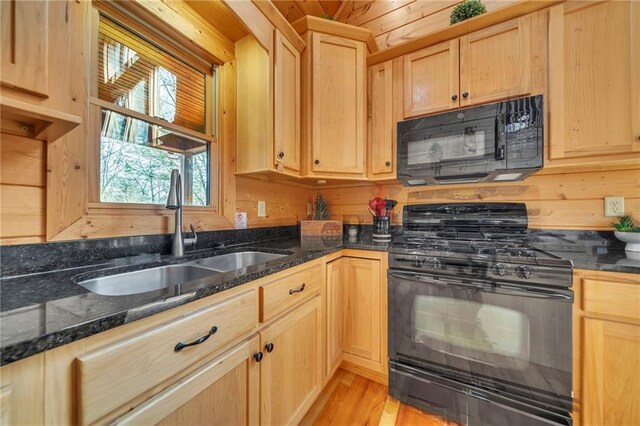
(95, 15, 214, 207)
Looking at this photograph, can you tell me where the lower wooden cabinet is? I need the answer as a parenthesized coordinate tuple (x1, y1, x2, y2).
(574, 270, 640, 426)
(0, 353, 44, 425)
(113, 336, 261, 426)
(326, 251, 388, 382)
(259, 296, 322, 425)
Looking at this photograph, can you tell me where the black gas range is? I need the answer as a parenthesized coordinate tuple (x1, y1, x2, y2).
(388, 203, 574, 426)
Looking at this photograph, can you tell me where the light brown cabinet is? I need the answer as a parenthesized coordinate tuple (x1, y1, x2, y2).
(274, 30, 301, 174)
(0, 354, 44, 425)
(573, 270, 640, 426)
(236, 30, 302, 178)
(326, 258, 344, 377)
(302, 32, 366, 178)
(0, 0, 49, 97)
(331, 252, 388, 380)
(259, 296, 322, 426)
(113, 336, 260, 425)
(548, 1, 640, 161)
(402, 15, 532, 118)
(403, 40, 459, 118)
(368, 60, 396, 180)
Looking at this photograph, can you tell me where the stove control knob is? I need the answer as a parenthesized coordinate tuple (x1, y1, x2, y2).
(411, 257, 425, 267)
(426, 257, 441, 270)
(515, 265, 533, 279)
(491, 263, 507, 276)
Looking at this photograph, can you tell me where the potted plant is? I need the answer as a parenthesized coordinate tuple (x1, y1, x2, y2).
(612, 214, 640, 252)
(450, 0, 487, 25)
(300, 193, 343, 236)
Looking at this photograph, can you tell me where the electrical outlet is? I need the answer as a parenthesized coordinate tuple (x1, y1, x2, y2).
(307, 203, 312, 217)
(604, 197, 625, 217)
(257, 201, 266, 218)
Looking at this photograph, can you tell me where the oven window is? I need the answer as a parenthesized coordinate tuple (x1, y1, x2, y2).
(407, 131, 486, 166)
(413, 295, 530, 360)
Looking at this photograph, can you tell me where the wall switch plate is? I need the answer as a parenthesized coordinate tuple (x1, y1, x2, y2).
(604, 197, 625, 217)
(257, 201, 266, 218)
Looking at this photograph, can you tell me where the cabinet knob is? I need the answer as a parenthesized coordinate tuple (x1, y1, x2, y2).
(385, 161, 391, 166)
(451, 94, 458, 101)
(253, 352, 264, 362)
(278, 151, 285, 159)
(265, 342, 274, 353)
(462, 92, 469, 98)
(314, 159, 320, 165)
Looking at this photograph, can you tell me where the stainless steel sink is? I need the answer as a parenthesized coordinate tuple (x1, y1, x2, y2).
(77, 264, 219, 296)
(193, 251, 287, 272)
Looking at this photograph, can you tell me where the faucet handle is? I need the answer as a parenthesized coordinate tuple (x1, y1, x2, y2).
(185, 224, 198, 247)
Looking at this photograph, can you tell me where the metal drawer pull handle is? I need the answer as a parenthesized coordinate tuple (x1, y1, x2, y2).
(289, 283, 306, 295)
(174, 326, 218, 352)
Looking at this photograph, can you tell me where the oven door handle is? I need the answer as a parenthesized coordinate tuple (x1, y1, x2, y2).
(389, 271, 490, 290)
(495, 285, 573, 301)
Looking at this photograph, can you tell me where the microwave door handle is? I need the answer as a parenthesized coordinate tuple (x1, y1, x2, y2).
(495, 285, 573, 301)
(495, 115, 505, 161)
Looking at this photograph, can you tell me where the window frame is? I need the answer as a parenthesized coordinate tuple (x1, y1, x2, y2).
(88, 7, 219, 214)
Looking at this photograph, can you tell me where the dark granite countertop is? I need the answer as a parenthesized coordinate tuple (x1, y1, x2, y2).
(1, 226, 637, 366)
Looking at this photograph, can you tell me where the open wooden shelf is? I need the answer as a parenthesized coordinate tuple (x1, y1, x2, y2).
(1, 96, 82, 142)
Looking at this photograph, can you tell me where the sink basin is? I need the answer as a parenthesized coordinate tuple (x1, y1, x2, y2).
(77, 265, 219, 296)
(193, 251, 287, 272)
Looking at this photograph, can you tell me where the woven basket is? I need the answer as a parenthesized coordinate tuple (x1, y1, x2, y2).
(300, 220, 343, 236)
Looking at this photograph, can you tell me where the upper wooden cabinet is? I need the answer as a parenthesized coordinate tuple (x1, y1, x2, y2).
(236, 30, 302, 178)
(302, 32, 366, 178)
(0, 0, 49, 97)
(403, 40, 459, 118)
(402, 15, 532, 118)
(368, 60, 396, 179)
(459, 15, 532, 107)
(548, 1, 640, 160)
(274, 30, 301, 174)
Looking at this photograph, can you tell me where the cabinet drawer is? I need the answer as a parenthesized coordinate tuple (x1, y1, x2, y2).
(583, 279, 640, 321)
(260, 264, 322, 322)
(77, 290, 258, 425)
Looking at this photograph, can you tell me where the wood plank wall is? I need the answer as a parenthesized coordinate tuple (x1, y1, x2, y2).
(0, 134, 47, 244)
(319, 167, 640, 230)
(336, 0, 519, 49)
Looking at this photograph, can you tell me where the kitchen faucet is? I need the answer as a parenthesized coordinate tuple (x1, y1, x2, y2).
(166, 169, 198, 257)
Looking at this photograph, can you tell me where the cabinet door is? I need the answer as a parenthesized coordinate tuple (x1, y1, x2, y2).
(260, 297, 322, 426)
(549, 1, 640, 160)
(310, 33, 365, 176)
(0, 354, 44, 425)
(368, 61, 395, 179)
(583, 319, 640, 426)
(274, 30, 301, 174)
(0, 0, 49, 97)
(343, 258, 382, 367)
(113, 336, 260, 425)
(326, 258, 345, 377)
(459, 15, 531, 107)
(403, 40, 459, 118)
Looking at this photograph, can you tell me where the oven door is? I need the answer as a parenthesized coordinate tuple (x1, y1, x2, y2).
(388, 269, 573, 411)
(397, 107, 506, 185)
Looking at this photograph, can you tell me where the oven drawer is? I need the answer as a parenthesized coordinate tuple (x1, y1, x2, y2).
(77, 290, 258, 425)
(259, 263, 322, 322)
(390, 362, 572, 426)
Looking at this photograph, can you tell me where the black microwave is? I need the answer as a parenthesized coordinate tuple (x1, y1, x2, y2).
(397, 95, 543, 186)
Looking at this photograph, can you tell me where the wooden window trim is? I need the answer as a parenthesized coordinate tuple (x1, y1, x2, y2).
(88, 7, 221, 216)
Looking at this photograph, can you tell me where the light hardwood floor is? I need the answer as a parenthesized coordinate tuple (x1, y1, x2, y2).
(300, 368, 458, 426)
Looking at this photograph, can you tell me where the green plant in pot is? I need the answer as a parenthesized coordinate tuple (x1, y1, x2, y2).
(300, 193, 342, 237)
(612, 214, 640, 252)
(450, 0, 487, 25)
